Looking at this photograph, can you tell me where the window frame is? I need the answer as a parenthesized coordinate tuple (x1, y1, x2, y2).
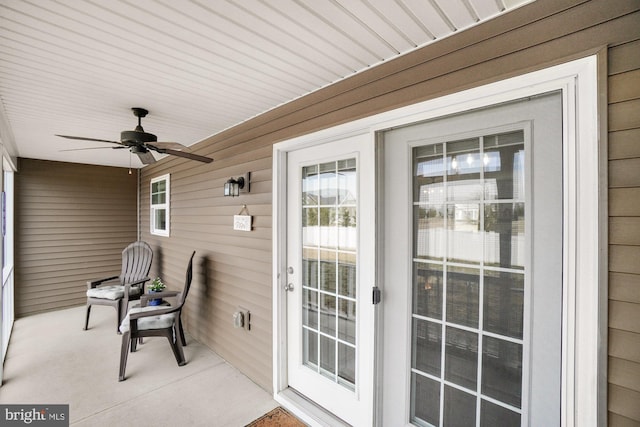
(150, 174, 170, 237)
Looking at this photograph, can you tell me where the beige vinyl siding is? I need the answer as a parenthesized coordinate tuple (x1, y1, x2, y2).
(136, 0, 640, 417)
(140, 153, 273, 390)
(15, 158, 137, 317)
(608, 37, 640, 425)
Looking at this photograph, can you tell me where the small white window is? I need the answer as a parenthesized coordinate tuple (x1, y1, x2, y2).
(150, 174, 170, 236)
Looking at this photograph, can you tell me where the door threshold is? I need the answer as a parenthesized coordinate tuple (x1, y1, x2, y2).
(275, 388, 351, 427)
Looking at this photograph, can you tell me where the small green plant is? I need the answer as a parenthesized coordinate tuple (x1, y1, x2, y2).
(149, 277, 165, 292)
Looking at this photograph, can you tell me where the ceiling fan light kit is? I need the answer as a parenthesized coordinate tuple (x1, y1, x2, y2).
(56, 107, 213, 165)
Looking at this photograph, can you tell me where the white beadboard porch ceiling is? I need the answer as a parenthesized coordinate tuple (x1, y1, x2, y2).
(0, 0, 532, 169)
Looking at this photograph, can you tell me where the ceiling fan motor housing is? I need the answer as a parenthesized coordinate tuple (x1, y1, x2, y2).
(120, 130, 157, 144)
(121, 107, 157, 144)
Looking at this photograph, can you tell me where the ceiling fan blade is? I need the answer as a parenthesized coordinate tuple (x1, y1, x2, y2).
(135, 151, 157, 165)
(55, 134, 123, 145)
(159, 148, 213, 163)
(60, 146, 127, 152)
(149, 141, 190, 150)
(60, 147, 110, 152)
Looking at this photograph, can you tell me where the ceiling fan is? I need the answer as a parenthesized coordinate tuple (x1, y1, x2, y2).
(56, 107, 213, 164)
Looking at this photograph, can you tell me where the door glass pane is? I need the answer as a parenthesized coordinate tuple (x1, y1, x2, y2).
(411, 131, 526, 426)
(483, 271, 524, 339)
(412, 319, 441, 376)
(303, 289, 318, 329)
(484, 132, 524, 201)
(338, 343, 356, 387)
(415, 143, 445, 203)
(411, 374, 440, 426)
(338, 159, 357, 204)
(415, 204, 445, 260)
(319, 162, 337, 203)
(319, 294, 336, 337)
(320, 335, 336, 378)
(338, 252, 356, 298)
(446, 266, 479, 328)
(447, 203, 481, 264)
(319, 208, 337, 247)
(482, 336, 523, 408)
(447, 138, 481, 201)
(301, 160, 357, 391)
(445, 327, 478, 390)
(414, 144, 446, 262)
(303, 329, 318, 367)
(302, 207, 319, 246)
(338, 207, 356, 250)
(480, 399, 521, 427)
(413, 263, 443, 319)
(302, 165, 318, 205)
(338, 298, 356, 344)
(484, 202, 525, 269)
(302, 256, 318, 289)
(443, 386, 476, 426)
(319, 250, 336, 293)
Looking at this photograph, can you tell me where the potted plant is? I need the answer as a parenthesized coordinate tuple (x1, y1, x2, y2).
(148, 277, 165, 306)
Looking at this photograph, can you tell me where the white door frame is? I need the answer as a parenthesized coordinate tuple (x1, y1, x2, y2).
(273, 55, 604, 427)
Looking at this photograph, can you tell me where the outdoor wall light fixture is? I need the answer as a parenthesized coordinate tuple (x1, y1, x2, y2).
(224, 172, 250, 197)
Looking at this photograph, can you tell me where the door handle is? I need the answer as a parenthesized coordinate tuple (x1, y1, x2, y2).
(284, 283, 294, 292)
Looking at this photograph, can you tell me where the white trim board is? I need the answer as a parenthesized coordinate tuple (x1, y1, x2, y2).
(272, 55, 603, 427)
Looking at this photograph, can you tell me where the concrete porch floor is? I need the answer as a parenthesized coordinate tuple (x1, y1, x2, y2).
(0, 305, 278, 426)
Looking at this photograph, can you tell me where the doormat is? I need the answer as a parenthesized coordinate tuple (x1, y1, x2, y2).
(245, 406, 306, 427)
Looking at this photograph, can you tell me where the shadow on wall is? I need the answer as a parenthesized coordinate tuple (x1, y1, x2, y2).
(151, 244, 164, 281)
(147, 251, 215, 339)
(198, 255, 212, 320)
(183, 254, 217, 340)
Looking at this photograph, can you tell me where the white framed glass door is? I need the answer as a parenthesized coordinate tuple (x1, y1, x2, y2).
(381, 92, 563, 426)
(274, 57, 600, 427)
(285, 134, 375, 426)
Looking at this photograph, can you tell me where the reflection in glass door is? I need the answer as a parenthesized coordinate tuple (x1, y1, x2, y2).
(301, 159, 357, 390)
(411, 131, 527, 426)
